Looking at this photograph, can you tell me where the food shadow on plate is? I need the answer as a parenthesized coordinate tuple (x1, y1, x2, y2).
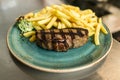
(9, 51, 104, 80)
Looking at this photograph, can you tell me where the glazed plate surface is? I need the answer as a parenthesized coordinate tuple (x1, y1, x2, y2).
(7, 24, 112, 73)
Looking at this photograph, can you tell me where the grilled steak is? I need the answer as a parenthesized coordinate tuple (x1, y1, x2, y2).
(36, 28, 88, 52)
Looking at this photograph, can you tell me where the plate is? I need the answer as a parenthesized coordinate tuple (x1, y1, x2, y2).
(7, 23, 112, 73)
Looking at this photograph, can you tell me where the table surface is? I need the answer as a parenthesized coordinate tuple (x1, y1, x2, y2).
(0, 0, 120, 80)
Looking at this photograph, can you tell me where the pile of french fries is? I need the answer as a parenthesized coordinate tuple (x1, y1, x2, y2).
(23, 4, 108, 45)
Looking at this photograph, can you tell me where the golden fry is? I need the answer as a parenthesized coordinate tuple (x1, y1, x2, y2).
(46, 16, 57, 29)
(99, 18, 108, 34)
(27, 16, 45, 21)
(52, 5, 63, 11)
(27, 13, 51, 21)
(39, 24, 46, 29)
(24, 12, 34, 19)
(29, 35, 36, 42)
(70, 10, 80, 18)
(88, 30, 95, 36)
(58, 22, 62, 29)
(53, 21, 58, 27)
(61, 23, 66, 29)
(23, 31, 36, 37)
(55, 10, 70, 19)
(101, 25, 108, 34)
(59, 17, 71, 28)
(34, 26, 42, 31)
(94, 24, 101, 45)
(38, 17, 52, 25)
(39, 9, 47, 14)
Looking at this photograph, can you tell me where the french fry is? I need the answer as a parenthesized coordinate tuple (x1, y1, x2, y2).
(39, 8, 47, 14)
(45, 6, 53, 11)
(24, 12, 34, 19)
(101, 25, 108, 34)
(38, 17, 52, 25)
(70, 10, 80, 18)
(94, 24, 101, 45)
(75, 21, 84, 26)
(61, 4, 80, 11)
(39, 24, 46, 29)
(55, 7, 79, 21)
(58, 22, 62, 29)
(80, 20, 95, 31)
(34, 26, 42, 31)
(53, 21, 58, 27)
(46, 16, 57, 29)
(61, 22, 66, 29)
(99, 18, 108, 34)
(80, 9, 93, 15)
(23, 31, 36, 37)
(52, 5, 63, 11)
(27, 16, 45, 21)
(55, 10, 70, 19)
(27, 13, 51, 21)
(58, 17, 71, 28)
(88, 30, 95, 36)
(29, 35, 36, 42)
(32, 22, 42, 30)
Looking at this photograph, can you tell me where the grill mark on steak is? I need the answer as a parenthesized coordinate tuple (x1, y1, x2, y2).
(50, 29, 55, 49)
(60, 29, 69, 49)
(36, 28, 88, 52)
(77, 28, 84, 37)
(41, 30, 48, 49)
(68, 29, 75, 47)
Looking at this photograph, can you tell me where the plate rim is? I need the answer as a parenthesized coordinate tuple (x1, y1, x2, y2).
(6, 24, 113, 73)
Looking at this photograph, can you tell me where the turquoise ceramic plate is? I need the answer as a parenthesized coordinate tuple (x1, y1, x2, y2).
(7, 23, 112, 73)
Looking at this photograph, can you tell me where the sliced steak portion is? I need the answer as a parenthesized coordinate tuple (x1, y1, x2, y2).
(36, 28, 88, 52)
